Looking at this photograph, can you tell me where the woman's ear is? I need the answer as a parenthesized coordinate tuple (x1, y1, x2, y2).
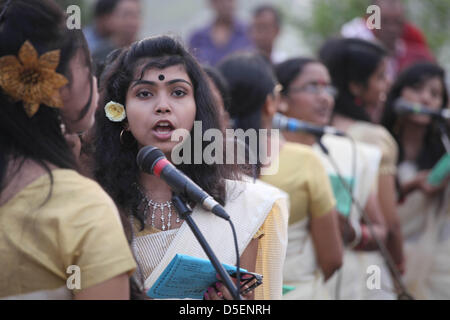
(263, 94, 278, 118)
(278, 95, 289, 114)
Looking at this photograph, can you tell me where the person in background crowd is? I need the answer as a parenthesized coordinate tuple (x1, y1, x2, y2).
(83, 0, 118, 54)
(319, 37, 404, 299)
(0, 0, 136, 299)
(249, 4, 286, 64)
(341, 0, 434, 83)
(275, 57, 389, 299)
(84, 0, 141, 68)
(219, 52, 343, 299)
(188, 0, 253, 66)
(381, 62, 450, 299)
(108, 0, 140, 49)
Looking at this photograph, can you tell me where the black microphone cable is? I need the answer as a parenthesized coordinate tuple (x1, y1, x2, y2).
(317, 136, 414, 300)
(228, 219, 241, 299)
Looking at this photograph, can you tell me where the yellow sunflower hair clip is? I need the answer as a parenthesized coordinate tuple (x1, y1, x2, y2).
(0, 40, 68, 117)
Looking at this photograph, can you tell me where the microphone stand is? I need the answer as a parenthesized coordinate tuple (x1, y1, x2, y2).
(171, 194, 243, 300)
(316, 136, 414, 300)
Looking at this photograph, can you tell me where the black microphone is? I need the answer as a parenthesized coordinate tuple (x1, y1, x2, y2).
(272, 113, 346, 137)
(136, 146, 230, 221)
(394, 98, 450, 120)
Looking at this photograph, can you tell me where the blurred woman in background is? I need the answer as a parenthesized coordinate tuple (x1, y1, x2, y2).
(319, 37, 404, 299)
(381, 62, 450, 299)
(275, 57, 388, 299)
(219, 52, 343, 299)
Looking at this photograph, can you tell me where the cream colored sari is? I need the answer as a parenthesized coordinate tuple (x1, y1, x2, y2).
(398, 161, 450, 299)
(282, 218, 330, 299)
(314, 135, 396, 299)
(132, 179, 289, 300)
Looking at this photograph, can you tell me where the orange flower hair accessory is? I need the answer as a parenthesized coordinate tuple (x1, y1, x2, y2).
(0, 40, 68, 117)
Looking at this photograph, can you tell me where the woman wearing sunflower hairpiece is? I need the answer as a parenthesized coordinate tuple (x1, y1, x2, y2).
(0, 0, 136, 299)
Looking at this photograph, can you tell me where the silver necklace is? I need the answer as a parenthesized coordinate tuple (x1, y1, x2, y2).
(136, 184, 180, 231)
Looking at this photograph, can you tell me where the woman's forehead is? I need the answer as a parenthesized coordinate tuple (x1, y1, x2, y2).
(136, 64, 190, 81)
(296, 63, 330, 82)
(422, 76, 442, 88)
(407, 75, 442, 90)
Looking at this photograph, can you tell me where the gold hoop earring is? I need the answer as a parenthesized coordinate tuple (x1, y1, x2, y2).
(120, 128, 136, 147)
(120, 129, 127, 145)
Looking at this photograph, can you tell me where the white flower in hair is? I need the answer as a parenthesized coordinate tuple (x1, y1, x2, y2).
(105, 101, 126, 122)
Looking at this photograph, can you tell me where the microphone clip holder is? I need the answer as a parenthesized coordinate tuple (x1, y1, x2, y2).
(171, 193, 242, 300)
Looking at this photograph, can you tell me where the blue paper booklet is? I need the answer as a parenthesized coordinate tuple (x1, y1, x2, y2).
(147, 254, 247, 299)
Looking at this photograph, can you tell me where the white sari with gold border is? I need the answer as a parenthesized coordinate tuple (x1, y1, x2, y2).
(314, 135, 396, 299)
(132, 179, 289, 300)
(282, 218, 330, 299)
(398, 161, 450, 299)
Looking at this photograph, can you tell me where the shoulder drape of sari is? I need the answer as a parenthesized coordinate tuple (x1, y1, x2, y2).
(346, 121, 399, 175)
(313, 134, 381, 225)
(132, 179, 289, 300)
(282, 219, 330, 299)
